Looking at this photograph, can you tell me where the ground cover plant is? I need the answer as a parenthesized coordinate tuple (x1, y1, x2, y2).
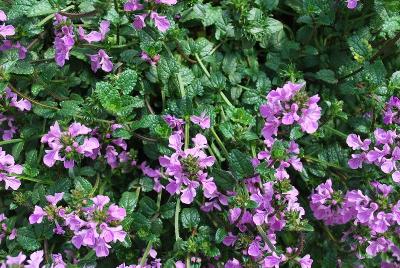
(0, 0, 400, 267)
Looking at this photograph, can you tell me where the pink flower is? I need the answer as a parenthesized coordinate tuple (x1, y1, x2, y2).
(78, 20, 110, 43)
(90, 49, 113, 73)
(224, 258, 241, 268)
(0, 24, 15, 38)
(5, 252, 26, 266)
(150, 12, 170, 32)
(0, 10, 7, 21)
(298, 254, 313, 268)
(29, 206, 47, 224)
(133, 14, 147, 30)
(46, 192, 64, 206)
(124, 0, 144, 11)
(155, 0, 177, 5)
(346, 0, 359, 9)
(26, 250, 44, 268)
(190, 112, 211, 129)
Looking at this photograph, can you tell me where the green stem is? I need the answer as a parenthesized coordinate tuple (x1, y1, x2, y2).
(324, 125, 347, 139)
(219, 91, 234, 107)
(177, 73, 185, 98)
(156, 191, 162, 211)
(186, 256, 191, 268)
(303, 155, 348, 171)
(37, 6, 74, 27)
(139, 241, 153, 267)
(194, 53, 211, 78)
(162, 42, 174, 58)
(16, 175, 52, 185)
(175, 198, 181, 241)
(210, 127, 229, 157)
(256, 225, 276, 253)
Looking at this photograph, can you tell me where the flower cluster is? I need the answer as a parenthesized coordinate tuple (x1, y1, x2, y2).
(346, 129, 400, 183)
(0, 147, 23, 190)
(29, 193, 126, 257)
(124, 0, 177, 32)
(53, 14, 112, 71)
(260, 82, 321, 139)
(310, 179, 400, 265)
(41, 121, 100, 169)
(256, 140, 303, 180)
(95, 124, 137, 170)
(0, 87, 31, 141)
(160, 116, 216, 204)
(0, 10, 15, 39)
(383, 96, 400, 125)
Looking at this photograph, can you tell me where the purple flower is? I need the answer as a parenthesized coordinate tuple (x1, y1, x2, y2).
(54, 23, 75, 67)
(124, 0, 144, 11)
(346, 134, 371, 151)
(52, 253, 66, 268)
(46, 192, 64, 206)
(346, 0, 359, 9)
(5, 252, 26, 266)
(78, 20, 110, 43)
(262, 253, 283, 268)
(155, 0, 177, 5)
(0, 10, 7, 21)
(224, 258, 241, 268)
(141, 51, 160, 65)
(29, 206, 47, 224)
(150, 12, 170, 32)
(26, 250, 44, 268)
(0, 147, 23, 190)
(90, 49, 113, 73)
(0, 40, 27, 59)
(133, 14, 147, 30)
(366, 237, 390, 257)
(190, 112, 211, 129)
(298, 254, 313, 268)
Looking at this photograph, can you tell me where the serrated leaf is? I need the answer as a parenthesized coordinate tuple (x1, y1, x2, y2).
(228, 149, 254, 180)
(181, 208, 200, 229)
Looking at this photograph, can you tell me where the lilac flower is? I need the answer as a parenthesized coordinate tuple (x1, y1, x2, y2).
(41, 121, 100, 169)
(155, 0, 177, 5)
(133, 14, 147, 30)
(46, 192, 64, 206)
(346, 0, 359, 9)
(0, 40, 27, 59)
(29, 206, 47, 224)
(150, 12, 170, 32)
(160, 128, 216, 204)
(190, 112, 211, 129)
(4, 252, 26, 266)
(0, 10, 6, 21)
(224, 258, 241, 268)
(298, 254, 313, 268)
(260, 82, 321, 139)
(78, 20, 110, 43)
(25, 250, 44, 268)
(0, 147, 23, 190)
(141, 51, 160, 65)
(54, 21, 75, 67)
(124, 0, 144, 11)
(4, 87, 32, 111)
(0, 12, 15, 39)
(262, 253, 284, 268)
(52, 253, 67, 268)
(90, 49, 113, 73)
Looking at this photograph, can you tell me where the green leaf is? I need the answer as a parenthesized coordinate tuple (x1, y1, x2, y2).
(315, 69, 338, 84)
(119, 191, 139, 214)
(211, 168, 236, 191)
(215, 228, 227, 243)
(139, 196, 157, 216)
(17, 227, 40, 251)
(27, 0, 55, 17)
(74, 177, 93, 195)
(181, 208, 200, 229)
(228, 149, 254, 180)
(115, 69, 138, 95)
